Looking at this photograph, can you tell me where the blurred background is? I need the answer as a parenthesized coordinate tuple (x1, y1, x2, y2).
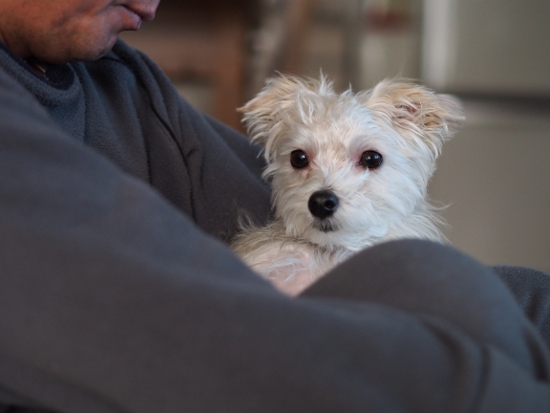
(121, 0, 550, 273)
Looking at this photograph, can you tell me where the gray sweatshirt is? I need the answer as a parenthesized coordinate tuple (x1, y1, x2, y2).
(0, 40, 549, 413)
(0, 40, 271, 239)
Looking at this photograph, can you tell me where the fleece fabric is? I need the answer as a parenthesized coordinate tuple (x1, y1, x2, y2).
(0, 40, 271, 239)
(0, 39, 550, 413)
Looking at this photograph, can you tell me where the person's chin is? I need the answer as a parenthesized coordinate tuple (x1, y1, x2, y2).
(78, 35, 119, 62)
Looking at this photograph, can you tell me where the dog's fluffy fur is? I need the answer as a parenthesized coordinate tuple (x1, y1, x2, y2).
(231, 74, 464, 295)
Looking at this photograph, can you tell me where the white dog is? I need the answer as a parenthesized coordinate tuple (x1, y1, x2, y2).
(231, 75, 464, 295)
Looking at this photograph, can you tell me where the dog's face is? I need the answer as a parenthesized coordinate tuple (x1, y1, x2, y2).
(240, 76, 463, 250)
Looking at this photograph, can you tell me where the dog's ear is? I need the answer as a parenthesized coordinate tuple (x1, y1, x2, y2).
(364, 79, 464, 156)
(239, 74, 334, 161)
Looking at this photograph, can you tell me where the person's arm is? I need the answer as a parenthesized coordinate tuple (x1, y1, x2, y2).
(0, 70, 549, 413)
(73, 40, 272, 241)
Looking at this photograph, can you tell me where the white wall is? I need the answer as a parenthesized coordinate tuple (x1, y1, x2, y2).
(429, 101, 550, 273)
(422, 0, 550, 96)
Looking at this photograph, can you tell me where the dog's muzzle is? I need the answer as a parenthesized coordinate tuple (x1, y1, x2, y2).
(308, 190, 339, 220)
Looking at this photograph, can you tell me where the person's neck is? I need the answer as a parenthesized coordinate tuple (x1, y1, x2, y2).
(26, 59, 48, 76)
(0, 33, 48, 77)
(0, 29, 5, 49)
(0, 31, 28, 61)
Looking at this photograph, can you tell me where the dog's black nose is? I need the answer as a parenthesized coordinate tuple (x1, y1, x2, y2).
(308, 190, 339, 219)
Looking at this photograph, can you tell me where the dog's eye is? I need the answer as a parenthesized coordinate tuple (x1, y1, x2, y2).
(359, 150, 383, 169)
(290, 150, 309, 169)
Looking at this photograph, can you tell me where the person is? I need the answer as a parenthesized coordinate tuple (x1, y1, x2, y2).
(0, 1, 549, 412)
